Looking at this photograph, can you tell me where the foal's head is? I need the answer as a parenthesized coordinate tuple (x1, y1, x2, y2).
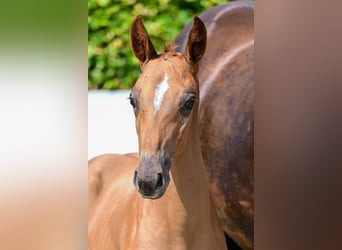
(129, 16, 206, 199)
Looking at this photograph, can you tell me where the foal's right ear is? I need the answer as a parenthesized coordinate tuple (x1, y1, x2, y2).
(184, 17, 207, 67)
(130, 16, 158, 66)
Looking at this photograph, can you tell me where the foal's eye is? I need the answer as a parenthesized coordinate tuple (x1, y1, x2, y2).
(129, 95, 137, 109)
(180, 96, 196, 117)
(184, 98, 195, 110)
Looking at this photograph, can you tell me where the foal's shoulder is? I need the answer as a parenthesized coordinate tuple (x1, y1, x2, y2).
(88, 153, 139, 208)
(89, 153, 139, 171)
(89, 153, 139, 185)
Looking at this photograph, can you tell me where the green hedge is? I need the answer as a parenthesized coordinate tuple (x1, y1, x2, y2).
(88, 0, 228, 90)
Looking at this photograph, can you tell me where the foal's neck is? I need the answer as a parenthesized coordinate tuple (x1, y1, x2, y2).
(164, 116, 212, 229)
(136, 110, 223, 249)
(172, 120, 209, 198)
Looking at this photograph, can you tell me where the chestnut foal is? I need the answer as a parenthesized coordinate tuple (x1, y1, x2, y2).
(88, 16, 227, 250)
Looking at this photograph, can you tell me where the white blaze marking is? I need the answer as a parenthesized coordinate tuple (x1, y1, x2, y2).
(154, 73, 169, 112)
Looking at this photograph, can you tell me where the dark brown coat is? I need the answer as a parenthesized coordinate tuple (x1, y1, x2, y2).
(175, 2, 254, 249)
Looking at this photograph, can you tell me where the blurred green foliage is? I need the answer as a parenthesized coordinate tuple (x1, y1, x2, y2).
(88, 0, 229, 90)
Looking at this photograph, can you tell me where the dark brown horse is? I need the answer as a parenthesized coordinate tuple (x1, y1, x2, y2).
(175, 2, 254, 249)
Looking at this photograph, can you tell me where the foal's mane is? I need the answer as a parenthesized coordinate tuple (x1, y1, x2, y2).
(164, 42, 179, 54)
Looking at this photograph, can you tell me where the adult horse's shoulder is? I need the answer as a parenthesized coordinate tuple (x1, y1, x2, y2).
(175, 1, 254, 53)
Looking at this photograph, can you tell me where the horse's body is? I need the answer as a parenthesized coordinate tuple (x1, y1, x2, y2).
(88, 151, 225, 250)
(175, 2, 254, 249)
(88, 16, 227, 250)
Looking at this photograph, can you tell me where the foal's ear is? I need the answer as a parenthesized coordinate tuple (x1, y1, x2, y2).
(130, 16, 158, 65)
(184, 17, 207, 66)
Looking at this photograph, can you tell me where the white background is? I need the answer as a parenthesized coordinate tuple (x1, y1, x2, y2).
(88, 90, 138, 159)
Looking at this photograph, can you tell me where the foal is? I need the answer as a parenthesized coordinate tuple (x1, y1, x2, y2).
(88, 16, 227, 250)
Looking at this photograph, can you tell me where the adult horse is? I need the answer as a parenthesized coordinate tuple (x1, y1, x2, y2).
(88, 17, 227, 250)
(174, 2, 254, 249)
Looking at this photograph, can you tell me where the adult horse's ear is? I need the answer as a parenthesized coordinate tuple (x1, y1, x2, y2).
(184, 17, 207, 67)
(130, 16, 158, 66)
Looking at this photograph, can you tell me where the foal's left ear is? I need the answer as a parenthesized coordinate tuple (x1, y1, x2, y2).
(184, 17, 207, 67)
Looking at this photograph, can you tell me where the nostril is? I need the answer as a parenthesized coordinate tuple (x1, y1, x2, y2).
(138, 180, 142, 190)
(156, 173, 163, 189)
(134, 171, 139, 187)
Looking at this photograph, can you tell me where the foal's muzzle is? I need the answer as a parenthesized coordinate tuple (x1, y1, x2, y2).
(133, 154, 170, 199)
